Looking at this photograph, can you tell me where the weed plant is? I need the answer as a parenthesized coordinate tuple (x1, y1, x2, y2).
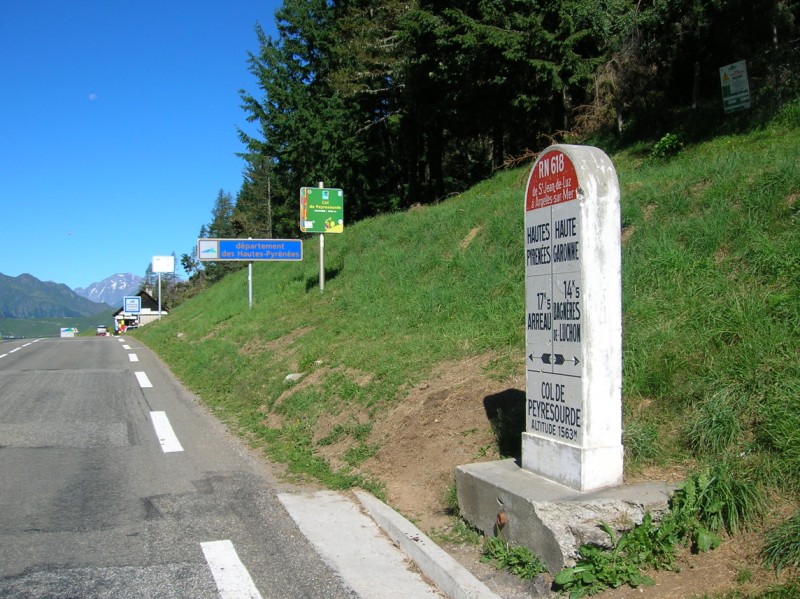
(669, 464, 765, 541)
(433, 519, 483, 546)
(427, 483, 484, 545)
(443, 483, 460, 516)
(554, 521, 658, 598)
(554, 464, 766, 597)
(649, 133, 683, 160)
(481, 537, 547, 580)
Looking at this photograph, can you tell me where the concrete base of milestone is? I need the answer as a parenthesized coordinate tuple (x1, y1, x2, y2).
(455, 459, 676, 574)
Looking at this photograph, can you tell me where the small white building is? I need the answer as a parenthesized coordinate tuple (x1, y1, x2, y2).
(112, 290, 168, 331)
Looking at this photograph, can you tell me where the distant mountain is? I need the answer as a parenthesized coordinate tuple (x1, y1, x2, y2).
(0, 273, 109, 319)
(74, 273, 144, 309)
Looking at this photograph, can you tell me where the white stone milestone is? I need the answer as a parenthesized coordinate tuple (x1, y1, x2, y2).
(523, 144, 622, 492)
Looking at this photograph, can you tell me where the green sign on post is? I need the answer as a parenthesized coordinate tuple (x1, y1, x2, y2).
(300, 187, 344, 233)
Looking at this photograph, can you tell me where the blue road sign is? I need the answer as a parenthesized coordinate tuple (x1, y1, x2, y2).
(197, 238, 303, 262)
(123, 296, 141, 313)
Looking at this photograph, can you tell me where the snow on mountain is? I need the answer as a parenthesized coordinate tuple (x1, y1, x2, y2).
(74, 273, 144, 308)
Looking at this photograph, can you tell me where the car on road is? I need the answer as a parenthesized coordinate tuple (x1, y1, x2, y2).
(95, 326, 108, 336)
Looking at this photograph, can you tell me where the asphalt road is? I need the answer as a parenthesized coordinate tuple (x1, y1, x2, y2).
(0, 336, 354, 598)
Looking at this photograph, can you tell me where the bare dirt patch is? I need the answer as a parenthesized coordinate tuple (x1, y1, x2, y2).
(590, 529, 795, 599)
(360, 353, 518, 532)
(240, 326, 313, 360)
(352, 352, 792, 598)
(622, 225, 636, 244)
(459, 226, 483, 250)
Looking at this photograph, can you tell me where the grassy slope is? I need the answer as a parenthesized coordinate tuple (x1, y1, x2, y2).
(137, 104, 800, 506)
(616, 112, 800, 492)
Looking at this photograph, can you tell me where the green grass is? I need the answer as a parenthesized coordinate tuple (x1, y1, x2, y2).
(136, 166, 528, 486)
(136, 101, 800, 581)
(761, 510, 800, 574)
(481, 536, 547, 580)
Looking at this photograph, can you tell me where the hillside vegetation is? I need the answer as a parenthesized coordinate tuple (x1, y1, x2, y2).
(0, 273, 108, 320)
(225, 0, 800, 244)
(137, 104, 800, 593)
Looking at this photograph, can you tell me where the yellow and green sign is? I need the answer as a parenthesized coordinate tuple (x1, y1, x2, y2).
(300, 187, 344, 233)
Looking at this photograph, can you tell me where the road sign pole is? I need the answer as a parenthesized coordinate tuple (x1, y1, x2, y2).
(248, 237, 253, 308)
(318, 181, 325, 293)
(319, 234, 325, 292)
(152, 255, 174, 321)
(248, 262, 253, 308)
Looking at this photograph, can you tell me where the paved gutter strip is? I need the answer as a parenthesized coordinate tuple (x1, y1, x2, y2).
(353, 490, 501, 599)
(278, 490, 444, 599)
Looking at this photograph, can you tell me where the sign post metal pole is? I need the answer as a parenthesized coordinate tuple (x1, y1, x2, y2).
(319, 233, 325, 292)
(248, 263, 253, 309)
(319, 180, 325, 292)
(248, 238, 253, 309)
(152, 255, 174, 321)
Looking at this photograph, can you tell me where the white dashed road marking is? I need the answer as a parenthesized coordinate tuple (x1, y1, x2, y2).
(128, 354, 139, 362)
(150, 411, 184, 453)
(201, 540, 263, 599)
(135, 371, 152, 388)
(0, 339, 41, 360)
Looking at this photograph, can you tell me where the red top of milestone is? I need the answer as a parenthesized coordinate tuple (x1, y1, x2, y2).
(525, 149, 579, 211)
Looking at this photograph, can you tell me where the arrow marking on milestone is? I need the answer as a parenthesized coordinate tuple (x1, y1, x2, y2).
(528, 353, 554, 365)
(529, 353, 552, 364)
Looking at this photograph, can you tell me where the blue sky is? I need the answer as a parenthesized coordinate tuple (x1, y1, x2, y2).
(1, 1, 280, 290)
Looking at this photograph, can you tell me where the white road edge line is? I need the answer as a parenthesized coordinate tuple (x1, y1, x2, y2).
(201, 540, 263, 599)
(150, 411, 184, 453)
(135, 371, 152, 388)
(9, 348, 20, 353)
(128, 353, 139, 362)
